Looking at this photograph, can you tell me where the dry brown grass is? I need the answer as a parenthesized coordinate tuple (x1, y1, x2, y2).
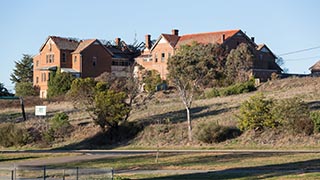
(2, 76, 320, 149)
(128, 76, 320, 148)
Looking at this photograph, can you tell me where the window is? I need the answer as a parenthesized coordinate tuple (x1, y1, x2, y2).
(161, 53, 165, 62)
(155, 53, 158, 63)
(43, 73, 46, 81)
(36, 77, 39, 84)
(74, 56, 77, 63)
(92, 56, 97, 67)
(36, 60, 39, 67)
(62, 53, 66, 63)
(41, 73, 44, 82)
(47, 54, 54, 63)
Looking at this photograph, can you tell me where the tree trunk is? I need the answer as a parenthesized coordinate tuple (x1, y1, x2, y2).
(186, 107, 192, 142)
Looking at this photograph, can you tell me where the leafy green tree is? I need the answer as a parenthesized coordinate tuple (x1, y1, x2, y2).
(94, 90, 129, 130)
(47, 69, 75, 98)
(15, 82, 38, 97)
(0, 83, 13, 96)
(142, 70, 162, 93)
(10, 54, 34, 96)
(225, 43, 254, 84)
(68, 78, 130, 131)
(10, 54, 33, 84)
(167, 42, 223, 142)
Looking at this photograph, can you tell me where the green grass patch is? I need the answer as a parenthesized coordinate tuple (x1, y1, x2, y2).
(42, 152, 320, 179)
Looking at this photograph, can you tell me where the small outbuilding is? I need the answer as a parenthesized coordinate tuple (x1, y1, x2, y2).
(309, 60, 320, 76)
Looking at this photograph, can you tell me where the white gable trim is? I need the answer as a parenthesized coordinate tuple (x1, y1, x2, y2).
(159, 37, 168, 44)
(150, 34, 174, 51)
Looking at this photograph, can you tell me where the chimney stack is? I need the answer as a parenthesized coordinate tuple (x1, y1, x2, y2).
(251, 37, 255, 42)
(145, 34, 151, 49)
(172, 29, 179, 36)
(221, 34, 225, 42)
(115, 37, 121, 47)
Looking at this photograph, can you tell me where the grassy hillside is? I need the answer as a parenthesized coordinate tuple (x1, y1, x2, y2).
(1, 76, 320, 149)
(127, 77, 320, 149)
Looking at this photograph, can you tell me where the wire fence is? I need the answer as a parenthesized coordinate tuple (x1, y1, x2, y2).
(0, 165, 113, 180)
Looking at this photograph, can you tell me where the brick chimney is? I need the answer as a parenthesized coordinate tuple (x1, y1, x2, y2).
(251, 37, 255, 42)
(172, 29, 179, 36)
(115, 37, 121, 47)
(221, 34, 225, 42)
(145, 34, 151, 49)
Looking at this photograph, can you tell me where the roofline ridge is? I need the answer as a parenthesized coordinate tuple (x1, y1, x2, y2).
(181, 29, 240, 37)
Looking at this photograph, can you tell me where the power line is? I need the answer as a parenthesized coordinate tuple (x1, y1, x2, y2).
(279, 46, 320, 56)
(284, 55, 320, 61)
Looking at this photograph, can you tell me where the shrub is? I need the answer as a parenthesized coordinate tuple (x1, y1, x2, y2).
(310, 111, 320, 133)
(273, 97, 314, 135)
(204, 80, 256, 99)
(205, 88, 220, 98)
(219, 80, 256, 96)
(0, 123, 29, 147)
(43, 112, 72, 143)
(142, 70, 162, 93)
(195, 122, 241, 143)
(237, 93, 277, 131)
(237, 94, 315, 135)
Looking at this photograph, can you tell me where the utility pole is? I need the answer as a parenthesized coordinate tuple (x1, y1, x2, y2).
(0, 96, 26, 121)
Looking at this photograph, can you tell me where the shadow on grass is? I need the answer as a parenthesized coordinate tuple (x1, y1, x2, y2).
(142, 158, 320, 180)
(55, 104, 236, 150)
(139, 103, 235, 125)
(0, 156, 38, 163)
(308, 101, 320, 111)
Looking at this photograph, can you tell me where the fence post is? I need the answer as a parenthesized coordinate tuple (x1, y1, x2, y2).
(76, 167, 79, 180)
(14, 166, 16, 180)
(63, 169, 65, 180)
(111, 168, 114, 180)
(11, 170, 14, 180)
(43, 166, 46, 180)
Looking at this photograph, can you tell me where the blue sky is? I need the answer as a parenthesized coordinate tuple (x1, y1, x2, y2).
(1, 0, 320, 91)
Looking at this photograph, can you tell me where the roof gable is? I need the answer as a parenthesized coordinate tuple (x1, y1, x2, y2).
(257, 44, 276, 58)
(309, 60, 320, 71)
(39, 36, 79, 51)
(72, 39, 113, 55)
(150, 34, 180, 51)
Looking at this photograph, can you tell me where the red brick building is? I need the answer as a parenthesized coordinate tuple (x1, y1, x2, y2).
(33, 36, 132, 98)
(136, 29, 282, 81)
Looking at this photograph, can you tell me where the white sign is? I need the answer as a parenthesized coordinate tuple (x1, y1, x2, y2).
(35, 106, 47, 116)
